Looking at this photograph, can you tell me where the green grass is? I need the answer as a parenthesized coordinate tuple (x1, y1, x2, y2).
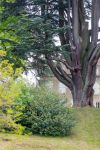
(0, 108, 100, 150)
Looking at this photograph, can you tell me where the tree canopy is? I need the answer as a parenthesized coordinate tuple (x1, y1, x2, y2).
(1, 0, 100, 107)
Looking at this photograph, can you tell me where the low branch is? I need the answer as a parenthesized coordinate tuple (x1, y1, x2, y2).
(56, 63, 72, 84)
(46, 54, 74, 71)
(46, 58, 73, 90)
(54, 58, 74, 71)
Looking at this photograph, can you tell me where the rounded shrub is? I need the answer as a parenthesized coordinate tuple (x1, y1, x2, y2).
(19, 87, 75, 136)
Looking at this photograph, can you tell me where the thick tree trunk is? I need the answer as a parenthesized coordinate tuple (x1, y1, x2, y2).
(71, 66, 96, 107)
(72, 87, 94, 107)
(47, 56, 97, 107)
(71, 70, 82, 107)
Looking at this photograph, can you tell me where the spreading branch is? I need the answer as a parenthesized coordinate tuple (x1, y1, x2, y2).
(46, 56, 73, 90)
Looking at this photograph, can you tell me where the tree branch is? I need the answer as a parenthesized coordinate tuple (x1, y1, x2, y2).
(46, 57, 73, 90)
(91, 0, 99, 49)
(56, 63, 72, 84)
(72, 0, 80, 47)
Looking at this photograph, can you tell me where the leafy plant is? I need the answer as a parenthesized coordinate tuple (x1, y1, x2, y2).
(0, 50, 25, 134)
(17, 86, 75, 136)
(0, 114, 25, 134)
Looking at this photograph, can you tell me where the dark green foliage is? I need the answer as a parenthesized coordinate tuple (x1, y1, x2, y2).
(17, 87, 75, 136)
(1, 0, 26, 18)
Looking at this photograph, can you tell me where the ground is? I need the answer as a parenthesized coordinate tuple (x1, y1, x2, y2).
(0, 108, 100, 150)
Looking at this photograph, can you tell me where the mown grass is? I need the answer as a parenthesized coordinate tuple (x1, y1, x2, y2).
(0, 108, 100, 150)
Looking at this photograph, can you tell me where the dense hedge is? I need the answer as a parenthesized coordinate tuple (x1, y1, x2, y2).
(17, 87, 75, 136)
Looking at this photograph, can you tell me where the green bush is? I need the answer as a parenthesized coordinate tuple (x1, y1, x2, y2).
(17, 87, 75, 136)
(0, 80, 25, 135)
(0, 114, 25, 134)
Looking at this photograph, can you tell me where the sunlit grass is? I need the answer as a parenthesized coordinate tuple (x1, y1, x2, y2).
(0, 108, 100, 150)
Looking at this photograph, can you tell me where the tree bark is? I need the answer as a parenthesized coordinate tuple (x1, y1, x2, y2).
(72, 86, 94, 107)
(71, 64, 96, 107)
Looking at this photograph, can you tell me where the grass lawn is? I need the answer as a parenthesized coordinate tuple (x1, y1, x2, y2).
(0, 108, 100, 150)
